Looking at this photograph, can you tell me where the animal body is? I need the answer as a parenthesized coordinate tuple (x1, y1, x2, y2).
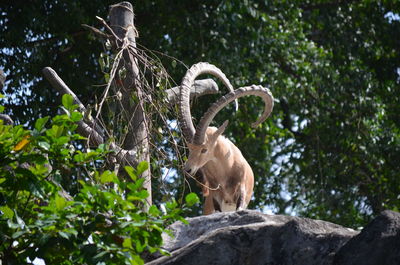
(179, 62, 274, 214)
(185, 123, 254, 214)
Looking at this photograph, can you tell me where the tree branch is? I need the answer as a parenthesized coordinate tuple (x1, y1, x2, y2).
(42, 67, 86, 112)
(42, 67, 105, 133)
(166, 79, 219, 105)
(81, 24, 112, 40)
(0, 114, 13, 125)
(42, 66, 140, 167)
(0, 69, 5, 90)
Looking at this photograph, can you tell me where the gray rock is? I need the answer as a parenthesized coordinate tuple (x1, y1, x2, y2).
(333, 210, 400, 265)
(147, 210, 358, 265)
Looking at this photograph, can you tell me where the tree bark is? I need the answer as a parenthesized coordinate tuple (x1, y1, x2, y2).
(109, 2, 151, 207)
(0, 69, 5, 90)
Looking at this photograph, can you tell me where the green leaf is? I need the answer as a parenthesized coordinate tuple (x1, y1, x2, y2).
(55, 194, 67, 210)
(34, 116, 50, 131)
(55, 136, 70, 145)
(149, 205, 160, 217)
(62, 94, 74, 110)
(38, 141, 50, 151)
(70, 111, 83, 122)
(137, 190, 149, 199)
(74, 152, 84, 162)
(127, 178, 145, 191)
(0, 206, 14, 219)
(185, 193, 200, 207)
(100, 170, 114, 184)
(136, 161, 149, 176)
(15, 213, 25, 229)
(171, 59, 177, 68)
(165, 200, 178, 211)
(12, 230, 27, 239)
(93, 251, 109, 260)
(58, 231, 70, 239)
(124, 166, 137, 181)
(127, 189, 149, 201)
(122, 237, 132, 249)
(104, 73, 110, 83)
(55, 125, 64, 138)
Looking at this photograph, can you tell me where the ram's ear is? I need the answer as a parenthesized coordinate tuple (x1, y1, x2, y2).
(212, 120, 229, 141)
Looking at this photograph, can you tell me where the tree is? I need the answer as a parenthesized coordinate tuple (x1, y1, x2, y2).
(1, 0, 399, 228)
(0, 93, 199, 264)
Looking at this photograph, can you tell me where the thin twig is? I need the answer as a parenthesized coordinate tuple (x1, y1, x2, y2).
(96, 16, 122, 44)
(185, 172, 221, 191)
(94, 48, 125, 122)
(81, 24, 112, 39)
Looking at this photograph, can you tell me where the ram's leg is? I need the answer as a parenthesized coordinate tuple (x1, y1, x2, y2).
(213, 196, 222, 212)
(203, 195, 215, 215)
(202, 178, 210, 197)
(236, 185, 247, 210)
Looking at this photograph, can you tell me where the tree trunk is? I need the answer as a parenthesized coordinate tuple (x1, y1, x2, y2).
(109, 2, 151, 207)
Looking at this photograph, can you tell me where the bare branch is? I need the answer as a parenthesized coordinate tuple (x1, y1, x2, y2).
(0, 69, 5, 90)
(75, 120, 105, 146)
(42, 67, 140, 167)
(96, 16, 122, 44)
(166, 79, 219, 105)
(42, 67, 87, 112)
(42, 67, 106, 135)
(0, 114, 13, 125)
(42, 67, 106, 145)
(81, 24, 112, 40)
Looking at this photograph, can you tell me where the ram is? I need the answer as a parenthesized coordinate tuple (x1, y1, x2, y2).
(179, 63, 274, 214)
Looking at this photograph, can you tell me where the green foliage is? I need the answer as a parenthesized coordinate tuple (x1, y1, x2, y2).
(0, 97, 198, 264)
(1, 0, 400, 228)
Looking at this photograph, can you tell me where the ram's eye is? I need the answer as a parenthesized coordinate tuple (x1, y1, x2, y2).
(201, 148, 208, 154)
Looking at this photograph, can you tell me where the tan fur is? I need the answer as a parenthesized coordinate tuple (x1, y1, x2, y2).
(185, 126, 254, 215)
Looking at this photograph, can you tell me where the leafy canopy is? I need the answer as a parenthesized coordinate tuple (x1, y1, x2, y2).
(0, 94, 199, 264)
(0, 0, 399, 228)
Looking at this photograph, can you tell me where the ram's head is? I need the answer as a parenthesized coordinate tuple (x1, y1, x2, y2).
(178, 63, 274, 176)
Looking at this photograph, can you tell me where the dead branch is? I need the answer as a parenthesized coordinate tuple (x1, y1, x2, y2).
(42, 67, 86, 112)
(81, 24, 112, 40)
(166, 79, 219, 105)
(42, 66, 141, 168)
(0, 69, 5, 89)
(0, 114, 13, 125)
(42, 67, 104, 134)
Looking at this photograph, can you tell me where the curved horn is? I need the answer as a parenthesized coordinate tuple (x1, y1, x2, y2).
(179, 62, 237, 142)
(193, 85, 274, 145)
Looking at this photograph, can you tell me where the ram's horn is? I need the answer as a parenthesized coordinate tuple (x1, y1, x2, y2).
(193, 85, 274, 145)
(179, 62, 237, 142)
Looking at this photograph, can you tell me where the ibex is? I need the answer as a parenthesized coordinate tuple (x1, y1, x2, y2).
(179, 62, 274, 214)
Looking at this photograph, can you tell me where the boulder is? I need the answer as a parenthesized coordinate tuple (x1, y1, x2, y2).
(146, 210, 359, 265)
(334, 210, 400, 265)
